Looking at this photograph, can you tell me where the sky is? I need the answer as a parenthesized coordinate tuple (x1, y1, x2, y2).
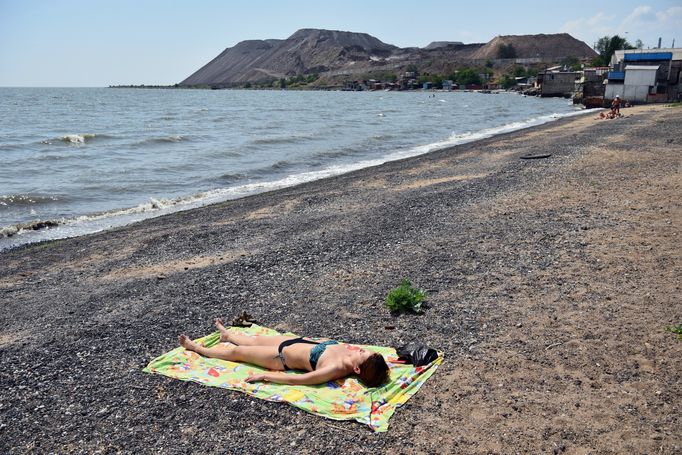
(0, 0, 680, 87)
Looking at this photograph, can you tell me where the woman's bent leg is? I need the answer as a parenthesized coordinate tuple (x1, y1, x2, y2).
(179, 335, 284, 370)
(215, 318, 296, 346)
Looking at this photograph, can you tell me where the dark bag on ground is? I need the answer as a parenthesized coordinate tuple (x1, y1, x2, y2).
(396, 341, 439, 366)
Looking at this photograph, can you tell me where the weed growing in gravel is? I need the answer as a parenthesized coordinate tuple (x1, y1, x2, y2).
(385, 279, 427, 314)
(665, 324, 682, 340)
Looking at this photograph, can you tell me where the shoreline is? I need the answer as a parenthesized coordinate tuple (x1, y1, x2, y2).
(1, 105, 592, 251)
(1, 104, 680, 453)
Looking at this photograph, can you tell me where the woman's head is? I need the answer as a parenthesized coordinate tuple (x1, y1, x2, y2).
(356, 353, 390, 387)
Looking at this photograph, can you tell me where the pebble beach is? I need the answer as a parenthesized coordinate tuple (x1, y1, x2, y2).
(1, 104, 680, 453)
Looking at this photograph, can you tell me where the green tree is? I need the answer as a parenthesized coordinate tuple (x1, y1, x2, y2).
(498, 43, 517, 59)
(455, 68, 481, 86)
(513, 65, 526, 77)
(382, 72, 398, 83)
(594, 35, 635, 65)
(560, 56, 582, 71)
(498, 74, 517, 89)
(406, 64, 419, 74)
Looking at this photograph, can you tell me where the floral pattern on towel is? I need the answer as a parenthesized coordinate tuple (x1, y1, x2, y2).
(143, 324, 442, 432)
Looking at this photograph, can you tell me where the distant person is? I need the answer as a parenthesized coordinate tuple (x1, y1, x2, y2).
(178, 318, 390, 387)
(597, 108, 619, 120)
(611, 95, 621, 116)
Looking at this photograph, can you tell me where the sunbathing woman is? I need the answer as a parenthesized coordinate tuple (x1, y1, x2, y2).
(178, 319, 390, 388)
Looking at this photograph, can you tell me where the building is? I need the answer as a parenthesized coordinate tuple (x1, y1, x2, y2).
(608, 48, 682, 103)
(576, 67, 609, 107)
(344, 80, 365, 91)
(398, 72, 419, 90)
(367, 79, 383, 90)
(537, 71, 580, 97)
(604, 70, 625, 101)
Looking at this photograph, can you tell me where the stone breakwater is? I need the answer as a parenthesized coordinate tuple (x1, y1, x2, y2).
(1, 105, 680, 453)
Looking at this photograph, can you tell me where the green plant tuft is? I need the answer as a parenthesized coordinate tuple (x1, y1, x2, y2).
(385, 279, 427, 313)
(665, 324, 682, 340)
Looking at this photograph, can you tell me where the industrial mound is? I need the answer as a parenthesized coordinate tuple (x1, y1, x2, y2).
(181, 29, 597, 87)
(469, 33, 597, 60)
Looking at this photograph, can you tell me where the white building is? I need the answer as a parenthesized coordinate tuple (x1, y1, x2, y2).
(605, 65, 659, 102)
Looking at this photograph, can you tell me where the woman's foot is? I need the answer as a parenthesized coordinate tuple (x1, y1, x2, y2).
(215, 318, 231, 342)
(178, 334, 200, 352)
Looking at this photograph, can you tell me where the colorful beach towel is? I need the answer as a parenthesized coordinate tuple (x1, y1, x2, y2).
(143, 324, 442, 432)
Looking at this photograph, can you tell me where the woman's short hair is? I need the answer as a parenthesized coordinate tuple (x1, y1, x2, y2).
(357, 353, 390, 387)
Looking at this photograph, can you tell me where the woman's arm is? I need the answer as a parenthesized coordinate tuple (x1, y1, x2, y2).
(245, 365, 344, 385)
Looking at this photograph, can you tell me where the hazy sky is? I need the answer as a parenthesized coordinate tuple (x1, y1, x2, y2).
(1, 0, 680, 86)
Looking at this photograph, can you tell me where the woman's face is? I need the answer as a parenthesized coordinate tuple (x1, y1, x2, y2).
(353, 348, 373, 364)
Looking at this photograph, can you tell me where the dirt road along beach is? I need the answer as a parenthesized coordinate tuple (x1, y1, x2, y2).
(1, 104, 680, 454)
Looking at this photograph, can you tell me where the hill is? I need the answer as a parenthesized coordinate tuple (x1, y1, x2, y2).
(424, 41, 465, 50)
(182, 29, 397, 86)
(469, 33, 597, 60)
(180, 29, 598, 87)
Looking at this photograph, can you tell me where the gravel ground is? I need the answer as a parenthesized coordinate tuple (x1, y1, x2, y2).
(1, 104, 680, 454)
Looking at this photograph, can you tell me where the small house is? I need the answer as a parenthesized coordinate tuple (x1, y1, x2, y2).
(367, 79, 383, 90)
(606, 64, 669, 103)
(538, 71, 580, 97)
(344, 80, 363, 91)
(625, 65, 660, 99)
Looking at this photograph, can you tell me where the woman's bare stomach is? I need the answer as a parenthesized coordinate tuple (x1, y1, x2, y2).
(282, 342, 349, 371)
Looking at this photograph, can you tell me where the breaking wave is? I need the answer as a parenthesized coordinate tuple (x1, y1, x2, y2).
(0, 193, 63, 208)
(215, 172, 250, 183)
(0, 220, 60, 238)
(0, 195, 193, 239)
(310, 146, 362, 161)
(248, 133, 318, 146)
(41, 133, 113, 145)
(137, 135, 190, 145)
(381, 109, 593, 161)
(270, 160, 293, 170)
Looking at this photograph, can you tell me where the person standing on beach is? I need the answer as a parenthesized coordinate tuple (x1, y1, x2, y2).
(611, 95, 621, 116)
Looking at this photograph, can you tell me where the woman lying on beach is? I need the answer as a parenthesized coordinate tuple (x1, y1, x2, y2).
(178, 319, 390, 387)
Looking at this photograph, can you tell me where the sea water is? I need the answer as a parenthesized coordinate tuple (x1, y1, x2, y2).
(0, 87, 586, 250)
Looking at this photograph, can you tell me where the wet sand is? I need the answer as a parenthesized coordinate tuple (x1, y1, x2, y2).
(1, 104, 681, 454)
